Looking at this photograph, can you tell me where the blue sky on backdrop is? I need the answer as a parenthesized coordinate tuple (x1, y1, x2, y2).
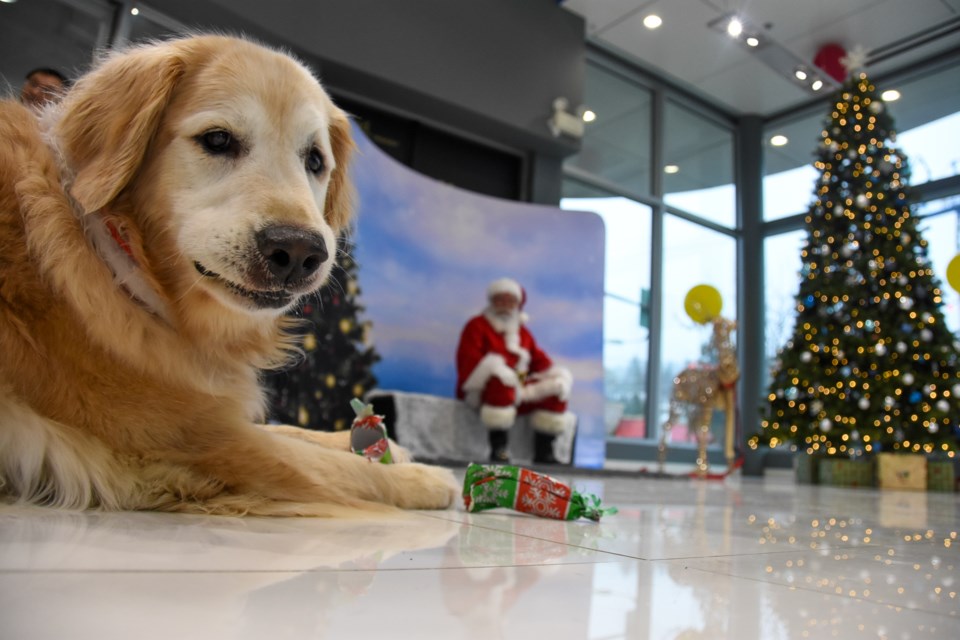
(348, 124, 607, 457)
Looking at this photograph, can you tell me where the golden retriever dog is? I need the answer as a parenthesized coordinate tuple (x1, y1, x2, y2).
(0, 35, 458, 516)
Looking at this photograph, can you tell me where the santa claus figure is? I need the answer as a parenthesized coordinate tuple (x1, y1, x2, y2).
(456, 277, 575, 463)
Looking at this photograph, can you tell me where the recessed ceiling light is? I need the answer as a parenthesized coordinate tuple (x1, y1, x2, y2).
(811, 79, 823, 91)
(130, 7, 139, 15)
(881, 89, 901, 101)
(664, 164, 680, 174)
(643, 14, 663, 30)
(0, 0, 19, 4)
(795, 68, 807, 81)
(770, 135, 789, 147)
(746, 36, 760, 47)
(582, 109, 597, 123)
(727, 18, 743, 37)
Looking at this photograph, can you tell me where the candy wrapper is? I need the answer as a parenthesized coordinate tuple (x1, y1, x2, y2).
(349, 398, 393, 464)
(462, 463, 617, 522)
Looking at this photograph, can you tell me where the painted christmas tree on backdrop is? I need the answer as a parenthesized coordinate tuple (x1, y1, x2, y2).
(755, 66, 960, 458)
(264, 249, 380, 432)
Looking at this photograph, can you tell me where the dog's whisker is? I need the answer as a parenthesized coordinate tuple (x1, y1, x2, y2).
(176, 273, 208, 303)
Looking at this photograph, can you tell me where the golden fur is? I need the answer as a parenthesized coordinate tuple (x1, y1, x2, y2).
(0, 35, 458, 516)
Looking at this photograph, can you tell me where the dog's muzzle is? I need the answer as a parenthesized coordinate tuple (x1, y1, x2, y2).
(193, 224, 329, 311)
(255, 225, 328, 286)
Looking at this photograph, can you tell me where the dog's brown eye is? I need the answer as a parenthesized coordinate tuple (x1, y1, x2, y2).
(197, 130, 239, 156)
(306, 148, 325, 175)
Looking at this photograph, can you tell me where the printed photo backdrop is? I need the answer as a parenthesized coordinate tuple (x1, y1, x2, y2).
(350, 124, 607, 467)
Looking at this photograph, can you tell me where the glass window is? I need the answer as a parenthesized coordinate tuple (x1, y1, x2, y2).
(0, 0, 111, 90)
(562, 183, 652, 441)
(763, 230, 805, 390)
(663, 100, 735, 228)
(763, 111, 823, 221)
(565, 63, 653, 198)
(887, 63, 960, 186)
(916, 197, 960, 334)
(658, 215, 736, 444)
(897, 112, 960, 186)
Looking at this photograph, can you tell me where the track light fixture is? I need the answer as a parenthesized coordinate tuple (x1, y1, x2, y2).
(707, 12, 840, 95)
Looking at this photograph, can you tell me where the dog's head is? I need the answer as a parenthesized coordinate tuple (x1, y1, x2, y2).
(51, 35, 354, 320)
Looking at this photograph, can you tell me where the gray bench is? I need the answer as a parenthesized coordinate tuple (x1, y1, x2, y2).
(366, 389, 574, 465)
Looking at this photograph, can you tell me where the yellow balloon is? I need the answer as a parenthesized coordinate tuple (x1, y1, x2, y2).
(947, 253, 960, 294)
(684, 284, 723, 324)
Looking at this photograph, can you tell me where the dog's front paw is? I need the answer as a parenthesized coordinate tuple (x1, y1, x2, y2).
(388, 463, 459, 510)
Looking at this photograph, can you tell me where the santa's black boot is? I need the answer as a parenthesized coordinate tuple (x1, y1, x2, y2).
(489, 430, 510, 463)
(533, 432, 559, 465)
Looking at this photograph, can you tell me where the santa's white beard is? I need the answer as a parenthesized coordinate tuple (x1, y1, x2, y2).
(485, 307, 521, 336)
(485, 307, 523, 354)
(483, 307, 531, 374)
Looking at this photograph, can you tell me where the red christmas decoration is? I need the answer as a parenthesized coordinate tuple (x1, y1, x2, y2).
(814, 43, 848, 82)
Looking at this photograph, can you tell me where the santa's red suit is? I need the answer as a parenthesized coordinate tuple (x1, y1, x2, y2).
(455, 311, 573, 435)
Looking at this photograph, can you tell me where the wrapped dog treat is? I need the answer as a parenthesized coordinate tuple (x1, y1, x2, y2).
(349, 398, 393, 464)
(462, 463, 616, 522)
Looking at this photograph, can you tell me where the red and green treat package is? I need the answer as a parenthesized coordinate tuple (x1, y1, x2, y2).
(462, 463, 617, 522)
(349, 398, 393, 464)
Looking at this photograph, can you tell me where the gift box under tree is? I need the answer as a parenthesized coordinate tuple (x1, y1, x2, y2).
(818, 457, 875, 488)
(927, 459, 957, 492)
(795, 451, 827, 484)
(877, 452, 926, 491)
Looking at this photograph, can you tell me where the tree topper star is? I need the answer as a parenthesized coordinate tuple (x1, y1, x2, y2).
(841, 45, 869, 76)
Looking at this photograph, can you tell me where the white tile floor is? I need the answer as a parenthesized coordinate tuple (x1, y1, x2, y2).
(1, 468, 957, 640)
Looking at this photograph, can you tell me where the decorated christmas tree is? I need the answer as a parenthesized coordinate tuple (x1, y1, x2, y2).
(264, 248, 380, 432)
(755, 69, 960, 458)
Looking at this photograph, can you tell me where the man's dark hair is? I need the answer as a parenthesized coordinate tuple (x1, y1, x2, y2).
(25, 67, 70, 87)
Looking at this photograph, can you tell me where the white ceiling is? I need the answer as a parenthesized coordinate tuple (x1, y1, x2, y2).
(561, 0, 960, 117)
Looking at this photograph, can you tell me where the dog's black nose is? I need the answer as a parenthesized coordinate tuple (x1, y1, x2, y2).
(256, 225, 328, 285)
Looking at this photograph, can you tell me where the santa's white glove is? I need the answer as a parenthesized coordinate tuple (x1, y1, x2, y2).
(521, 376, 570, 403)
(522, 368, 573, 402)
(493, 366, 520, 388)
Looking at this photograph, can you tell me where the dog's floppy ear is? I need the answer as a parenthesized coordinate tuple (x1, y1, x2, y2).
(55, 44, 187, 213)
(324, 110, 356, 232)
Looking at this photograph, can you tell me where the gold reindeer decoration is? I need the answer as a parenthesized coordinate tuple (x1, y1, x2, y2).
(658, 315, 739, 476)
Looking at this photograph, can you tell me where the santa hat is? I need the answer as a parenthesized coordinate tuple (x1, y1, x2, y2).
(487, 277, 525, 307)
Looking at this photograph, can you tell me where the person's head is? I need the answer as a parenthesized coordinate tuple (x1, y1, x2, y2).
(486, 278, 524, 319)
(20, 67, 68, 110)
